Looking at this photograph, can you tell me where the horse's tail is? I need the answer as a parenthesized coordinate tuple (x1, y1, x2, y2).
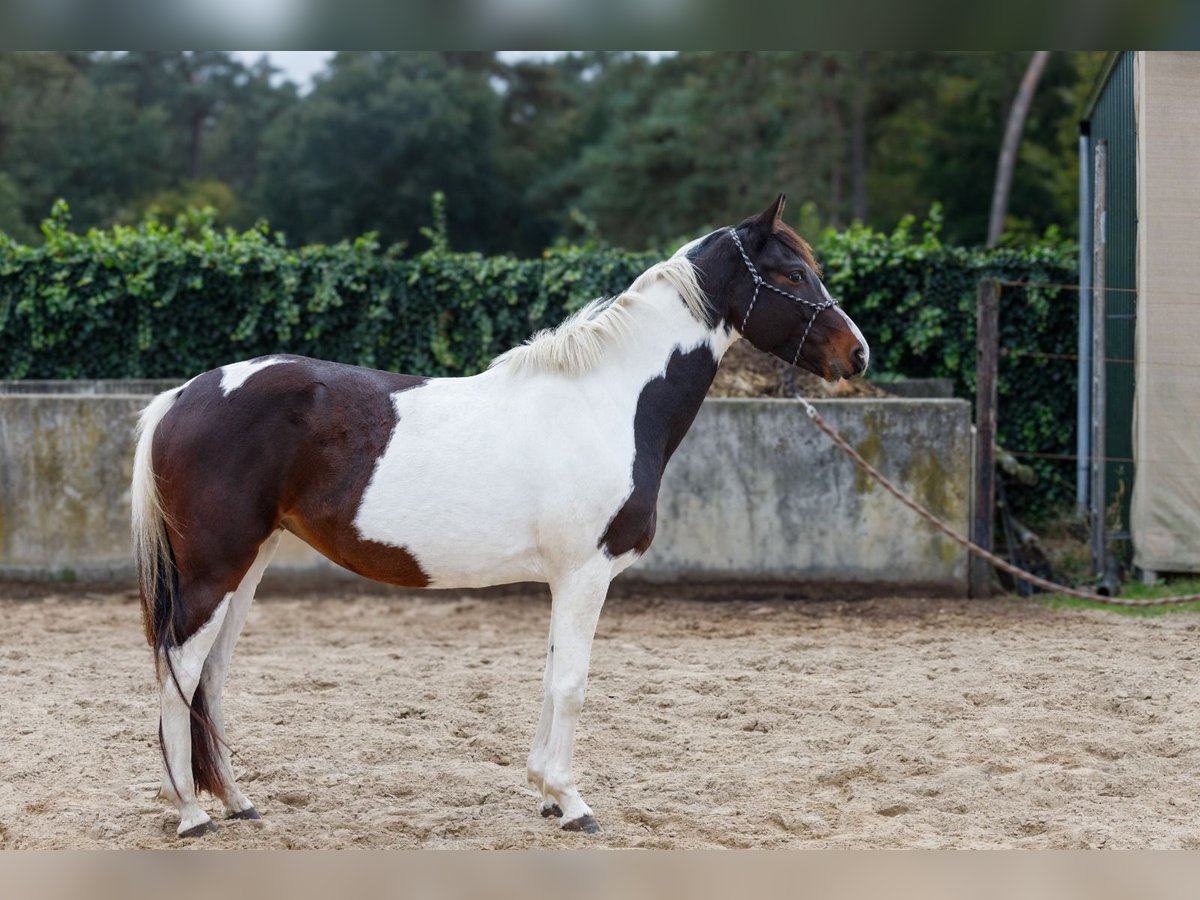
(132, 388, 180, 658)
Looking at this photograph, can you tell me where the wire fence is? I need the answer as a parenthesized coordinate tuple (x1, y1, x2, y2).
(960, 276, 1200, 593)
(798, 397, 1200, 608)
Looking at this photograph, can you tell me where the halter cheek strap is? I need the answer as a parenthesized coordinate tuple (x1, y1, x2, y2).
(727, 227, 838, 367)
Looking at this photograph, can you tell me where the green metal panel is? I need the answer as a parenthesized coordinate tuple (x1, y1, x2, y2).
(1086, 51, 1137, 545)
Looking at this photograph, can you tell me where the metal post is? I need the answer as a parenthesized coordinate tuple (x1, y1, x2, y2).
(1076, 127, 1093, 514)
(1090, 141, 1108, 577)
(970, 278, 1000, 598)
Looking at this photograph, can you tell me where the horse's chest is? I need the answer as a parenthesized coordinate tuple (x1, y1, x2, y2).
(597, 345, 719, 559)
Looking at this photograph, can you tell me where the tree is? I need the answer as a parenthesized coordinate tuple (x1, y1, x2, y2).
(0, 172, 35, 242)
(255, 52, 512, 251)
(0, 52, 172, 231)
(987, 51, 1051, 247)
(0, 51, 1098, 251)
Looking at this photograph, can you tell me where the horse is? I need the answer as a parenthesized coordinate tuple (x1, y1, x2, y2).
(131, 194, 869, 838)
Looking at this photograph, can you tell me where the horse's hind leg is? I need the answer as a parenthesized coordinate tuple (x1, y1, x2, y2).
(159, 589, 233, 837)
(200, 532, 281, 821)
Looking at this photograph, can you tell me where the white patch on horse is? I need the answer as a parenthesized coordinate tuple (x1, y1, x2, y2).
(834, 305, 869, 371)
(525, 560, 610, 823)
(159, 594, 231, 836)
(219, 357, 290, 396)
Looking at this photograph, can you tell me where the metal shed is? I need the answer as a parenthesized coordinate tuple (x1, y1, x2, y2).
(1080, 51, 1200, 578)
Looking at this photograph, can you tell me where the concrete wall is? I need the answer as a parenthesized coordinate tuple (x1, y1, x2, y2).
(643, 399, 969, 588)
(0, 390, 971, 591)
(0, 394, 145, 579)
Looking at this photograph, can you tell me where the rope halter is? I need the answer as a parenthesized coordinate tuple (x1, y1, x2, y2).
(727, 226, 839, 367)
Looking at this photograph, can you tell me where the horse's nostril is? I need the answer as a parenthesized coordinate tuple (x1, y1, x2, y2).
(852, 345, 867, 372)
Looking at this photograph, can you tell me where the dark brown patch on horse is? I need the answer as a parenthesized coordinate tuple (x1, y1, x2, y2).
(270, 359, 431, 588)
(154, 356, 431, 644)
(685, 200, 858, 378)
(599, 345, 719, 558)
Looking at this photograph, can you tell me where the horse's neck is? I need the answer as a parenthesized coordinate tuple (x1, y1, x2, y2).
(596, 284, 734, 446)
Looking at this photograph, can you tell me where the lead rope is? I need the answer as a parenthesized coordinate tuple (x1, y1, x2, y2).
(797, 397, 1200, 608)
(727, 227, 837, 366)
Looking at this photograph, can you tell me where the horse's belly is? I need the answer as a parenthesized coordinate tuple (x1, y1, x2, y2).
(352, 476, 542, 586)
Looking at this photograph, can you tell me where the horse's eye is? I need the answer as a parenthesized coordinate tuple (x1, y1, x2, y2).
(788, 271, 804, 283)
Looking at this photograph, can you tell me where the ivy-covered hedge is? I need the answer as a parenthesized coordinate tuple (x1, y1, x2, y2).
(0, 202, 658, 381)
(0, 204, 1078, 513)
(820, 213, 1079, 515)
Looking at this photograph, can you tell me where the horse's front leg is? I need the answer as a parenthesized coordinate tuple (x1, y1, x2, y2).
(527, 564, 610, 834)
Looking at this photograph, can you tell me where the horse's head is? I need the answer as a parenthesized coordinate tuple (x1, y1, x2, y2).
(681, 194, 869, 381)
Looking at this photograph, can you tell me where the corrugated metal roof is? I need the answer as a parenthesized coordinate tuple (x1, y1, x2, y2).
(1081, 51, 1124, 124)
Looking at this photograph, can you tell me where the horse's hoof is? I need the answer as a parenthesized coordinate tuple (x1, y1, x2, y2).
(227, 807, 261, 821)
(540, 803, 564, 819)
(179, 819, 219, 839)
(562, 814, 601, 834)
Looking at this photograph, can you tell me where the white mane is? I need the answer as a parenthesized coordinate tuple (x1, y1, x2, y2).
(491, 255, 711, 376)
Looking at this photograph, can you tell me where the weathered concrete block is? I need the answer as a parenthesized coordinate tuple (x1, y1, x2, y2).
(641, 398, 970, 590)
(0, 380, 183, 396)
(0, 395, 144, 579)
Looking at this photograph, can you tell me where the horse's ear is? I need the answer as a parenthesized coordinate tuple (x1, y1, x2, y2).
(754, 193, 787, 230)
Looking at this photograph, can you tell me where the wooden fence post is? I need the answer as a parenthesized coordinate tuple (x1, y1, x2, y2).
(970, 278, 1000, 598)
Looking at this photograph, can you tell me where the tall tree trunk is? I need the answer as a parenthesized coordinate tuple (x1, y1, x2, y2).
(185, 56, 204, 182)
(851, 53, 869, 223)
(189, 113, 203, 182)
(828, 104, 844, 230)
(986, 51, 1051, 247)
(821, 58, 845, 230)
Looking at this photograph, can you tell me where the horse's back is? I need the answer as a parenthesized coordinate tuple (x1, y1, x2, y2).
(154, 355, 423, 483)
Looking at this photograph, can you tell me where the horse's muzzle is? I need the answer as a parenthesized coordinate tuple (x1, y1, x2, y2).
(821, 332, 869, 381)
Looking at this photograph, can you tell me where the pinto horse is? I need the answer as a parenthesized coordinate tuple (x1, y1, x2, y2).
(132, 194, 869, 838)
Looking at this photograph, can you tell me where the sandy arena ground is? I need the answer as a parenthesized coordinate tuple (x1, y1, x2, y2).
(1, 582, 1198, 849)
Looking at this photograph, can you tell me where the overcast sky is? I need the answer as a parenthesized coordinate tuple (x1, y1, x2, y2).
(231, 50, 333, 88)
(230, 51, 584, 91)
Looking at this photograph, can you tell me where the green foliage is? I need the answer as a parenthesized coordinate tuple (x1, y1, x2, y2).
(121, 179, 242, 230)
(1039, 578, 1200, 617)
(0, 203, 655, 384)
(820, 209, 1079, 516)
(0, 173, 35, 244)
(0, 51, 1097, 255)
(255, 52, 511, 253)
(0, 205, 1077, 517)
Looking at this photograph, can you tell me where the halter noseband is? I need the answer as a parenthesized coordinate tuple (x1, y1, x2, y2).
(727, 226, 838, 367)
